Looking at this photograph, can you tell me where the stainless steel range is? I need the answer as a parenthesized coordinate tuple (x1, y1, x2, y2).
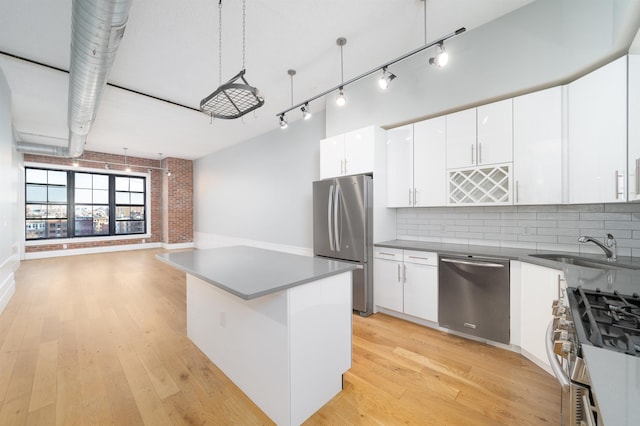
(548, 285, 640, 425)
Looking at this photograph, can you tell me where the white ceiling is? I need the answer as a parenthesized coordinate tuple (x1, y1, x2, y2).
(0, 0, 534, 160)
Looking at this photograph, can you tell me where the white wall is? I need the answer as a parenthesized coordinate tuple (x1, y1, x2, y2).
(193, 111, 324, 253)
(0, 66, 20, 315)
(326, 0, 640, 136)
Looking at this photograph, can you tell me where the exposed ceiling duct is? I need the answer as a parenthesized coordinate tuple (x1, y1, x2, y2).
(16, 0, 132, 158)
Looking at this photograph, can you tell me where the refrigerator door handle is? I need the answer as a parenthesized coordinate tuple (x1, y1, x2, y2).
(334, 184, 341, 251)
(327, 185, 335, 251)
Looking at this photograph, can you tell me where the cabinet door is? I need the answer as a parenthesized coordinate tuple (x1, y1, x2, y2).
(513, 87, 563, 204)
(568, 56, 627, 203)
(628, 55, 640, 201)
(385, 124, 414, 207)
(373, 253, 403, 312)
(319, 135, 345, 179)
(520, 262, 561, 371)
(414, 117, 447, 207)
(344, 127, 374, 176)
(403, 252, 438, 322)
(477, 99, 513, 165)
(446, 108, 476, 169)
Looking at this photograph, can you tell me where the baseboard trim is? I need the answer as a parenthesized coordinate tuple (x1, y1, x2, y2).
(24, 242, 163, 259)
(162, 242, 195, 250)
(0, 271, 16, 316)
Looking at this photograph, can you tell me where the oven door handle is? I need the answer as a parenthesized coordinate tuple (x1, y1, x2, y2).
(545, 321, 570, 389)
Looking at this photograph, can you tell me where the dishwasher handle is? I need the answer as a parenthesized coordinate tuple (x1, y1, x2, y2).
(440, 258, 505, 268)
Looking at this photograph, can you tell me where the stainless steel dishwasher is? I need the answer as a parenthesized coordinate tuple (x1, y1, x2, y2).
(438, 254, 510, 344)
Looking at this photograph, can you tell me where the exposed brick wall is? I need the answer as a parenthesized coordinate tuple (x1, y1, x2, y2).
(23, 150, 193, 252)
(163, 157, 193, 244)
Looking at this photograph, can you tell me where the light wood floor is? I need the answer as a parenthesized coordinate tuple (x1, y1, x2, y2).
(1, 249, 560, 425)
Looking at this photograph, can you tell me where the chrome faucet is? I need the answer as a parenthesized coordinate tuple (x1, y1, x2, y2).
(577, 234, 617, 262)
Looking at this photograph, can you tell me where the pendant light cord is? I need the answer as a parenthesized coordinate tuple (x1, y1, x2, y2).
(218, 0, 222, 86)
(242, 0, 246, 70)
(423, 0, 427, 44)
(290, 74, 293, 107)
(340, 43, 344, 85)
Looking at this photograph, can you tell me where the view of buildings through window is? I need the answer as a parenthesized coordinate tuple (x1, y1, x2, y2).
(25, 167, 146, 240)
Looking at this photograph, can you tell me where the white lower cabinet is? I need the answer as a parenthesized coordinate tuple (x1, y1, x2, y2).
(373, 248, 438, 322)
(520, 262, 564, 372)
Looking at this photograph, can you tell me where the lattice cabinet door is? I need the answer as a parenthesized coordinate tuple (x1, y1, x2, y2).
(448, 163, 512, 205)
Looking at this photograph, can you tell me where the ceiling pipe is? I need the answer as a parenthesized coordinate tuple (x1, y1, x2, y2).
(16, 0, 132, 158)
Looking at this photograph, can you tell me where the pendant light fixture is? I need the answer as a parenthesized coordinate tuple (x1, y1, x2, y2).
(199, 0, 264, 119)
(335, 37, 347, 107)
(123, 147, 131, 172)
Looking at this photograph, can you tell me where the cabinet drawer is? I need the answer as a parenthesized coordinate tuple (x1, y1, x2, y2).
(374, 247, 403, 260)
(403, 250, 438, 266)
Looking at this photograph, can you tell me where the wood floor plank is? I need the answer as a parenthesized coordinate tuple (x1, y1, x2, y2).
(2, 249, 560, 425)
(28, 340, 58, 413)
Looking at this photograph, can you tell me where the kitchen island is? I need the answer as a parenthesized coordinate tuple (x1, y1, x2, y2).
(157, 246, 356, 426)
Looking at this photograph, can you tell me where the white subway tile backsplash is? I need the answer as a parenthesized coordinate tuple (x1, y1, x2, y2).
(396, 203, 640, 257)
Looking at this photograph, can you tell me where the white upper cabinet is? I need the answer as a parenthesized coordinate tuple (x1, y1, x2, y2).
(513, 87, 563, 205)
(568, 56, 627, 204)
(344, 126, 375, 176)
(386, 118, 446, 207)
(445, 108, 476, 169)
(385, 124, 414, 207)
(476, 99, 513, 166)
(320, 126, 375, 179)
(446, 100, 512, 170)
(628, 54, 640, 201)
(413, 117, 447, 206)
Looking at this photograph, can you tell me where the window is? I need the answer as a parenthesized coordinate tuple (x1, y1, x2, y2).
(74, 172, 110, 236)
(25, 167, 147, 240)
(115, 176, 145, 234)
(25, 168, 68, 239)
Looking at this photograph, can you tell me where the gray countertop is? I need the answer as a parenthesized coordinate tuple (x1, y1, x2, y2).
(156, 246, 356, 300)
(376, 239, 640, 426)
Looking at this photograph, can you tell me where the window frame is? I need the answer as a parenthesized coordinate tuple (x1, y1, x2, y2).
(24, 164, 150, 242)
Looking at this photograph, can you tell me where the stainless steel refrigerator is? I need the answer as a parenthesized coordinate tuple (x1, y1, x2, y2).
(313, 174, 373, 315)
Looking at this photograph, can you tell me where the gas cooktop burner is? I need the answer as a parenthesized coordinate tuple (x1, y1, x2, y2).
(569, 287, 640, 356)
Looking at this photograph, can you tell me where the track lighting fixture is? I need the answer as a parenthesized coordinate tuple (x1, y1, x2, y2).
(166, 170, 172, 177)
(429, 42, 449, 67)
(274, 27, 465, 123)
(104, 163, 110, 170)
(279, 114, 288, 129)
(335, 88, 347, 107)
(378, 67, 397, 90)
(301, 103, 312, 120)
(72, 159, 79, 167)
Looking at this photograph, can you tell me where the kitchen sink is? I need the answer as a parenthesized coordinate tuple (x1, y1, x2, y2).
(529, 254, 637, 270)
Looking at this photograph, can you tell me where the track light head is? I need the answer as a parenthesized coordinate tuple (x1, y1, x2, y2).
(104, 163, 110, 170)
(166, 169, 172, 176)
(429, 42, 449, 67)
(279, 113, 288, 129)
(301, 103, 312, 120)
(378, 67, 397, 90)
(336, 88, 347, 106)
(72, 160, 79, 167)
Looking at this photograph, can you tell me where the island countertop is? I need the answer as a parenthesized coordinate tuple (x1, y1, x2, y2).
(156, 246, 356, 300)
